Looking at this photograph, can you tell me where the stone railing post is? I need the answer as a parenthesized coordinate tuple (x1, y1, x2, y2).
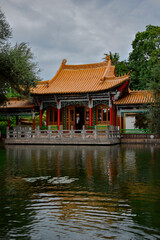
(37, 126, 40, 138)
(16, 126, 18, 139)
(106, 126, 109, 139)
(13, 127, 16, 139)
(24, 127, 26, 138)
(117, 126, 120, 138)
(26, 127, 29, 138)
(29, 127, 32, 138)
(82, 125, 85, 139)
(59, 125, 62, 139)
(111, 126, 114, 138)
(94, 125, 97, 139)
(25, 127, 29, 138)
(70, 125, 74, 138)
(17, 127, 20, 139)
(6, 127, 9, 139)
(114, 126, 116, 138)
(48, 125, 51, 139)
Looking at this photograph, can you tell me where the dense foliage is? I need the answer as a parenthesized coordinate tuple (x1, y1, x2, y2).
(135, 113, 149, 129)
(129, 25, 160, 90)
(0, 9, 40, 105)
(147, 63, 160, 134)
(0, 9, 11, 44)
(131, 25, 160, 134)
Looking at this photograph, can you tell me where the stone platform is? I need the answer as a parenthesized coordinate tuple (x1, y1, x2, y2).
(5, 126, 120, 146)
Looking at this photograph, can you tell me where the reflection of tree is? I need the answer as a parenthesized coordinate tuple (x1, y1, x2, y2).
(119, 145, 160, 231)
(0, 174, 36, 239)
(128, 183, 160, 229)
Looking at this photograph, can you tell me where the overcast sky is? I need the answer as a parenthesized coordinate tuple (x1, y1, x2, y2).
(1, 0, 160, 80)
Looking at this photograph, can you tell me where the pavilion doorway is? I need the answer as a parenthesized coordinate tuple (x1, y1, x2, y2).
(66, 106, 85, 130)
(75, 106, 84, 129)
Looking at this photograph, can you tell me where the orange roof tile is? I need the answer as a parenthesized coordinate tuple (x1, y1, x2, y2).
(32, 57, 130, 95)
(0, 99, 34, 109)
(114, 90, 153, 105)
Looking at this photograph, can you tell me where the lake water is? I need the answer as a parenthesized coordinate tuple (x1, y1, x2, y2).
(0, 144, 160, 240)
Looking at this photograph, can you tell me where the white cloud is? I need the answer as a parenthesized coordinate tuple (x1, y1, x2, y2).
(1, 0, 160, 80)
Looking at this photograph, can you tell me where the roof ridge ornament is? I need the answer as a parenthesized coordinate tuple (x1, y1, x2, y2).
(62, 59, 67, 65)
(105, 55, 110, 61)
(100, 55, 111, 83)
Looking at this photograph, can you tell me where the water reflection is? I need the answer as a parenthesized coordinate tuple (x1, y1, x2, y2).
(0, 144, 160, 239)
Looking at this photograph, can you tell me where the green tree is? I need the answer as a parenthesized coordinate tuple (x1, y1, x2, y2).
(104, 51, 130, 76)
(0, 9, 11, 44)
(147, 63, 160, 93)
(134, 113, 149, 129)
(0, 9, 40, 105)
(147, 63, 160, 134)
(115, 60, 130, 76)
(129, 25, 160, 134)
(104, 52, 120, 65)
(129, 25, 160, 90)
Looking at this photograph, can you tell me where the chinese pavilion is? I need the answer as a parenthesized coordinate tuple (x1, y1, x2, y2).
(0, 55, 152, 131)
(31, 56, 130, 130)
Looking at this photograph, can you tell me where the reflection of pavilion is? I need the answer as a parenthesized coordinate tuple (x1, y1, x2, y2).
(5, 144, 138, 196)
(5, 145, 120, 182)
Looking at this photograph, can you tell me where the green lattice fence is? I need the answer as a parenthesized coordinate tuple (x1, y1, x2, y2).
(121, 129, 152, 134)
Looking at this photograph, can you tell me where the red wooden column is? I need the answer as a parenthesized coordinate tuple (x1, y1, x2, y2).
(109, 95, 113, 126)
(57, 100, 61, 130)
(120, 113, 124, 130)
(112, 107, 115, 126)
(89, 108, 92, 127)
(89, 98, 93, 128)
(112, 96, 117, 126)
(113, 107, 117, 126)
(117, 110, 120, 127)
(32, 109, 35, 130)
(110, 108, 112, 125)
(39, 102, 43, 128)
(57, 109, 60, 130)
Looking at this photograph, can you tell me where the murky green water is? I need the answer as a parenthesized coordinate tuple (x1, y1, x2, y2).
(0, 144, 160, 240)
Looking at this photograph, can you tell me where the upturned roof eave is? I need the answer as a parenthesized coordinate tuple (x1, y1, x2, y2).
(32, 79, 129, 96)
(33, 57, 130, 95)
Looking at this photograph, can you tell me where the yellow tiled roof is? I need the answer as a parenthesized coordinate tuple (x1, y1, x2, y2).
(32, 58, 130, 95)
(114, 90, 153, 105)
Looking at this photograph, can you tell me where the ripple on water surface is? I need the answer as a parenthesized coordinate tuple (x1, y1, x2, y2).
(23, 183, 160, 240)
